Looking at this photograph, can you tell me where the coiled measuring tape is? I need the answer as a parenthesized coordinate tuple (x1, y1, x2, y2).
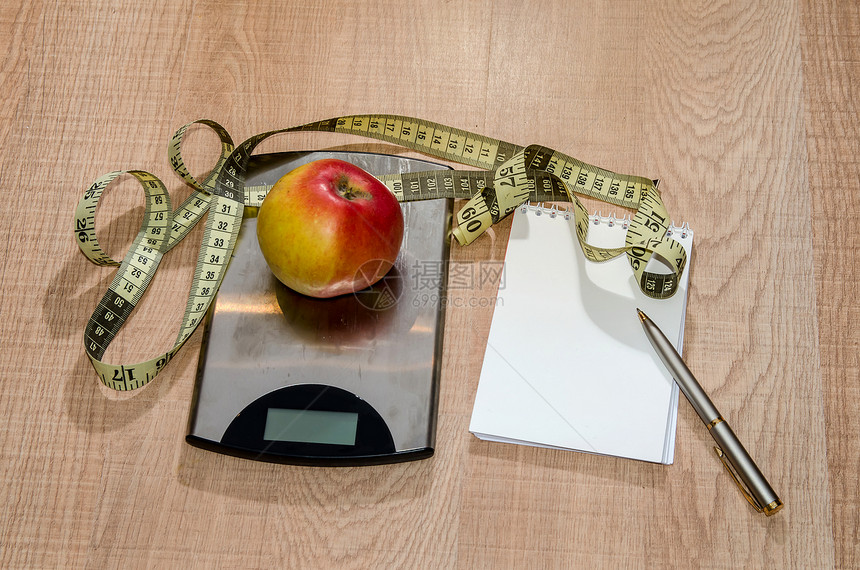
(75, 115, 687, 391)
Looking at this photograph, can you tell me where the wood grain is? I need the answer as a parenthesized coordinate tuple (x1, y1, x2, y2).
(802, 1, 860, 567)
(0, 0, 852, 567)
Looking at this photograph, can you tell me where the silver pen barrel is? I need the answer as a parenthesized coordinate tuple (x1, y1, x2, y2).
(637, 309, 783, 516)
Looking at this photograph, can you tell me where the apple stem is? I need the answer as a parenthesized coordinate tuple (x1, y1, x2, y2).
(335, 176, 372, 201)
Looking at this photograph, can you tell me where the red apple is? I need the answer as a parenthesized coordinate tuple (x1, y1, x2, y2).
(256, 158, 404, 298)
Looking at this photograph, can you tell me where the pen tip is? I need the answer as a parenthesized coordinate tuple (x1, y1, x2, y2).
(636, 308, 647, 322)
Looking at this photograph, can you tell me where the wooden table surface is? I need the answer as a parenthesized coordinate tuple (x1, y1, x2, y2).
(2, 1, 856, 567)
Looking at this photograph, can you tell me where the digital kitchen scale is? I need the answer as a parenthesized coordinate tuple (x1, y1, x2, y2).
(186, 151, 452, 466)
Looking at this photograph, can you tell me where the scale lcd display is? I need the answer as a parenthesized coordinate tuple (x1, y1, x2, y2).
(263, 408, 359, 446)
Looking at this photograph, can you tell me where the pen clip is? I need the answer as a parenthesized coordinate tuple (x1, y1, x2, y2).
(714, 447, 764, 513)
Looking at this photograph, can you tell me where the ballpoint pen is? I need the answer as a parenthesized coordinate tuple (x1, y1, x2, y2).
(637, 308, 783, 516)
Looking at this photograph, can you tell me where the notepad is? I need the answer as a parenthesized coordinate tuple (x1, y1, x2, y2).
(469, 203, 693, 464)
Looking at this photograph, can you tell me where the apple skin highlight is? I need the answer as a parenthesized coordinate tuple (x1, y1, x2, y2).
(256, 159, 405, 298)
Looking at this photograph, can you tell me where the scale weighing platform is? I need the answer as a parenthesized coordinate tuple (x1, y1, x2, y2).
(186, 151, 452, 466)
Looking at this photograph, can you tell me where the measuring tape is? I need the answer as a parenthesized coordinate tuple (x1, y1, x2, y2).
(75, 115, 687, 391)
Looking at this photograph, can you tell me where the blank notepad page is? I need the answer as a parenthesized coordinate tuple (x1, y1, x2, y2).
(469, 204, 693, 464)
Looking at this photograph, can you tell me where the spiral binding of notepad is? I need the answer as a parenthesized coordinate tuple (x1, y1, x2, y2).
(520, 200, 692, 240)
